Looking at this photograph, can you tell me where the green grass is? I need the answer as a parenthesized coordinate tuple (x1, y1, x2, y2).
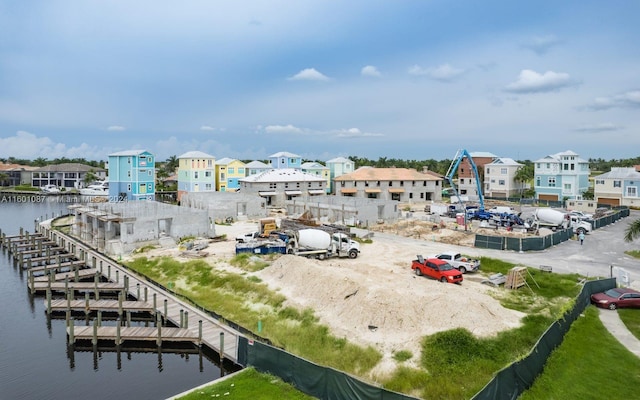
(229, 253, 272, 272)
(392, 349, 413, 362)
(126, 256, 382, 375)
(618, 308, 640, 340)
(520, 306, 640, 399)
(176, 367, 316, 400)
(624, 249, 640, 259)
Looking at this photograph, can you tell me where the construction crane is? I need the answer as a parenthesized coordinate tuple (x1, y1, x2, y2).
(445, 149, 486, 219)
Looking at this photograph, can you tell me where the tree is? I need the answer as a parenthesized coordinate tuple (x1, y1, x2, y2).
(514, 162, 534, 196)
(164, 155, 179, 174)
(0, 172, 9, 187)
(624, 219, 640, 242)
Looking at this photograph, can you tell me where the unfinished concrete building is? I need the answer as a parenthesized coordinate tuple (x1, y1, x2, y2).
(69, 201, 216, 256)
(179, 191, 268, 221)
(285, 195, 400, 227)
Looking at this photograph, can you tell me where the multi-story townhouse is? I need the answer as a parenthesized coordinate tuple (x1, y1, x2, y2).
(177, 151, 216, 201)
(31, 163, 107, 190)
(484, 158, 527, 198)
(326, 157, 355, 194)
(593, 167, 640, 207)
(268, 151, 302, 170)
(534, 150, 590, 202)
(239, 168, 326, 207)
(455, 151, 496, 202)
(108, 150, 155, 201)
(215, 158, 245, 192)
(301, 161, 331, 193)
(334, 167, 443, 202)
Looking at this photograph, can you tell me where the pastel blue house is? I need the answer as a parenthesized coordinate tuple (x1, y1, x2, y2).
(326, 157, 355, 194)
(534, 150, 590, 202)
(269, 151, 302, 170)
(245, 160, 271, 176)
(108, 150, 155, 201)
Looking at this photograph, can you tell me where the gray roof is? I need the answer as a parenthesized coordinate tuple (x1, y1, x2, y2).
(240, 168, 325, 183)
(326, 156, 353, 164)
(469, 151, 497, 158)
(33, 163, 106, 173)
(178, 151, 215, 159)
(245, 160, 270, 168)
(595, 167, 640, 180)
(534, 150, 588, 163)
(301, 162, 326, 169)
(269, 151, 300, 158)
(216, 157, 237, 165)
(487, 157, 522, 166)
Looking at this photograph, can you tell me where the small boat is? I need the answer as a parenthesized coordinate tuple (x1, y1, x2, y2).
(40, 184, 61, 194)
(80, 180, 109, 196)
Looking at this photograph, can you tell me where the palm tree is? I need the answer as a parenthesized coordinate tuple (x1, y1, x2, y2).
(624, 219, 640, 242)
(514, 163, 534, 197)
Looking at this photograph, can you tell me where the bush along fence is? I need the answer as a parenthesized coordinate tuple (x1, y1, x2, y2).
(474, 208, 628, 251)
(471, 277, 616, 400)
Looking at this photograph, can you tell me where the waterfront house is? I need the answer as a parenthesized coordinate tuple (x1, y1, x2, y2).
(269, 151, 302, 170)
(108, 150, 155, 201)
(31, 163, 107, 191)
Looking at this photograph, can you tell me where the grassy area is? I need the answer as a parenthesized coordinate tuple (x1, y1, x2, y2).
(126, 256, 382, 375)
(520, 306, 640, 399)
(619, 308, 640, 340)
(624, 249, 640, 259)
(125, 254, 595, 399)
(176, 367, 316, 400)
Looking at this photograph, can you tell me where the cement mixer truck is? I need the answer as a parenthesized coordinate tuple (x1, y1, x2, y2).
(279, 228, 360, 260)
(529, 208, 592, 234)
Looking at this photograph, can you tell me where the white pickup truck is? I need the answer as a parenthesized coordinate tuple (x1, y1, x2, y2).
(235, 231, 260, 243)
(430, 251, 480, 273)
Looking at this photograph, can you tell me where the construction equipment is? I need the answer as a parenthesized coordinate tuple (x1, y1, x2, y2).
(445, 149, 488, 220)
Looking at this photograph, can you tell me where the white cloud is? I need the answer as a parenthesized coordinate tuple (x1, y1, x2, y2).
(588, 90, 640, 110)
(107, 125, 125, 131)
(505, 69, 574, 93)
(264, 124, 304, 134)
(574, 123, 623, 133)
(0, 131, 104, 160)
(287, 68, 330, 81)
(521, 35, 561, 55)
(408, 63, 464, 81)
(334, 128, 383, 138)
(200, 125, 215, 131)
(361, 65, 381, 77)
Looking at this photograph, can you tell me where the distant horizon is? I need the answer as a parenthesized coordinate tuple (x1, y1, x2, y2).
(2, 2, 639, 161)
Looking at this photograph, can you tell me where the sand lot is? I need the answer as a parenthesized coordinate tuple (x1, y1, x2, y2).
(141, 218, 527, 374)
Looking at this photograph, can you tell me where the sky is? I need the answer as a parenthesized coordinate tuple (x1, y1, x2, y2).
(1, 1, 639, 163)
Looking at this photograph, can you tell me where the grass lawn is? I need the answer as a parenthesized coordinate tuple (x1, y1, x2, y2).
(176, 367, 316, 400)
(618, 308, 640, 341)
(519, 306, 640, 399)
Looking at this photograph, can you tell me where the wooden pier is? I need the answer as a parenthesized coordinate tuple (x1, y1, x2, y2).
(1, 223, 242, 363)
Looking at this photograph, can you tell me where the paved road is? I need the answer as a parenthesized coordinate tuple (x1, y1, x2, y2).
(362, 210, 640, 286)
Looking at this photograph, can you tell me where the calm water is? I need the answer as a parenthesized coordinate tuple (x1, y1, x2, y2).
(0, 198, 223, 400)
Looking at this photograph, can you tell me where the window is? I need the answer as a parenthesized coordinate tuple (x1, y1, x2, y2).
(207, 160, 212, 167)
(341, 182, 345, 187)
(536, 177, 541, 186)
(627, 187, 637, 197)
(221, 173, 225, 180)
(548, 177, 556, 187)
(501, 168, 507, 174)
(365, 181, 369, 187)
(285, 183, 289, 188)
(546, 163, 550, 169)
(205, 171, 211, 177)
(194, 171, 199, 179)
(563, 164, 569, 170)
(499, 180, 505, 185)
(228, 167, 234, 174)
(239, 168, 245, 174)
(596, 179, 604, 185)
(269, 183, 277, 189)
(564, 183, 572, 191)
(127, 170, 131, 177)
(614, 180, 621, 188)
(571, 164, 575, 170)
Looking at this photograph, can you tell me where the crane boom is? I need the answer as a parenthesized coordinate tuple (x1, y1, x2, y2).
(445, 149, 485, 211)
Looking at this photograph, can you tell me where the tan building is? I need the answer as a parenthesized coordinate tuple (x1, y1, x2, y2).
(334, 167, 443, 202)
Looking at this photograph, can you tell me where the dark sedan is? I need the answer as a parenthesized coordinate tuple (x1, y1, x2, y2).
(591, 288, 640, 310)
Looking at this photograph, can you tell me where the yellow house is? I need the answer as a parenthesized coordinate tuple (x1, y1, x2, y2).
(215, 157, 245, 192)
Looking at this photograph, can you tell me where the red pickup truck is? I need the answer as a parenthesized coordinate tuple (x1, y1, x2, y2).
(411, 256, 463, 284)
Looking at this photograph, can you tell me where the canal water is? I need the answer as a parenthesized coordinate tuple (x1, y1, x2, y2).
(0, 198, 222, 400)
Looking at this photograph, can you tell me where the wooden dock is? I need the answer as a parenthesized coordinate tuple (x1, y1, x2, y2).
(2, 224, 242, 362)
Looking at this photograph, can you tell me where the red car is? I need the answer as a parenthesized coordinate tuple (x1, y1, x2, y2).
(411, 256, 463, 284)
(590, 287, 640, 310)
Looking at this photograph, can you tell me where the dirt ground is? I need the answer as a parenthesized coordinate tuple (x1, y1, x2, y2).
(137, 216, 528, 377)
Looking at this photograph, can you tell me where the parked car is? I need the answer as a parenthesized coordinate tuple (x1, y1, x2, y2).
(590, 287, 640, 310)
(235, 231, 260, 243)
(568, 210, 593, 221)
(430, 251, 480, 273)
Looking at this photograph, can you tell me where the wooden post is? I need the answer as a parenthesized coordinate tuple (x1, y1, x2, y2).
(107, 264, 111, 280)
(163, 299, 168, 326)
(144, 287, 148, 302)
(198, 320, 202, 347)
(156, 312, 162, 347)
(92, 319, 98, 346)
(219, 332, 225, 362)
(136, 283, 140, 300)
(94, 271, 100, 301)
(126, 311, 131, 328)
(97, 311, 102, 327)
(116, 319, 121, 345)
(46, 288, 52, 314)
(184, 311, 189, 329)
(118, 292, 123, 317)
(115, 270, 119, 283)
(180, 309, 184, 328)
(68, 321, 74, 344)
(29, 269, 35, 295)
(153, 293, 157, 310)
(85, 292, 90, 315)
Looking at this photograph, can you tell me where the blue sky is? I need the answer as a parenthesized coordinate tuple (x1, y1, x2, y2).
(1, 1, 638, 162)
